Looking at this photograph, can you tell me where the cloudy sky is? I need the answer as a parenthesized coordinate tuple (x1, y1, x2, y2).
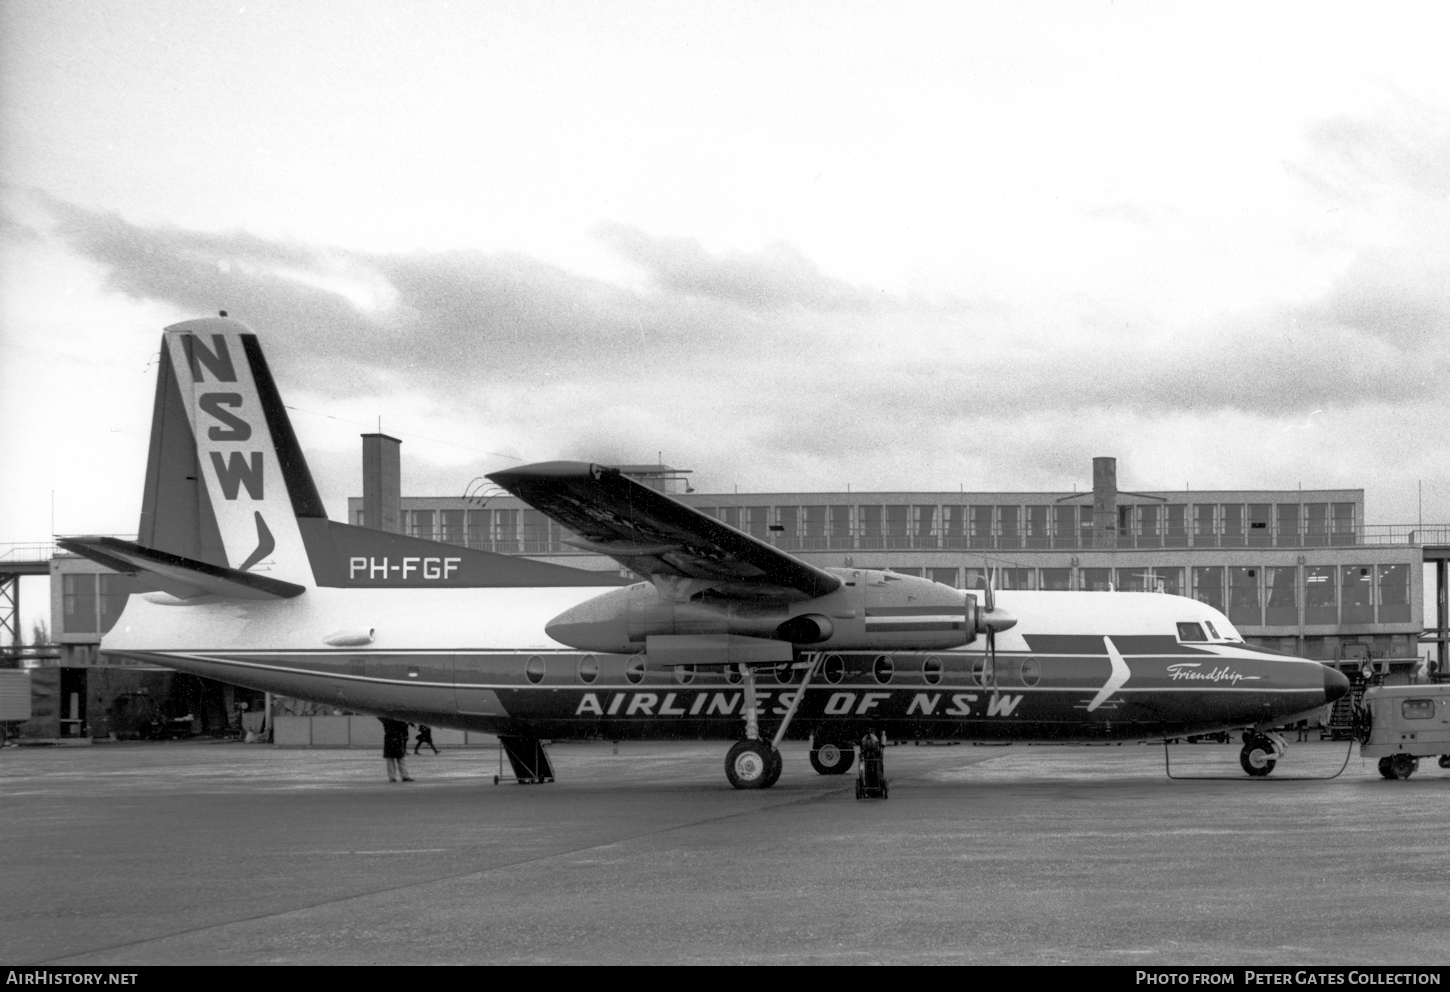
(3, 0, 1448, 569)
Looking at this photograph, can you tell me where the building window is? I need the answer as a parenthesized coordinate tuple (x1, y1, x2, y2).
(963, 567, 989, 592)
(1331, 503, 1356, 545)
(890, 567, 923, 577)
(776, 505, 800, 550)
(1082, 567, 1112, 592)
(1276, 504, 1300, 548)
(1156, 567, 1184, 597)
(466, 509, 490, 549)
(1117, 505, 1135, 548)
(1264, 567, 1298, 626)
(493, 509, 519, 552)
(970, 506, 993, 549)
(1221, 505, 1244, 547)
(441, 509, 466, 545)
(63, 574, 98, 634)
(1026, 505, 1049, 549)
(914, 505, 938, 549)
(719, 506, 742, 530)
(828, 505, 852, 549)
(745, 506, 770, 540)
(1000, 568, 1036, 590)
(997, 505, 1021, 550)
(1053, 505, 1079, 549)
(1116, 567, 1152, 592)
(802, 505, 826, 550)
(1342, 565, 1373, 624)
(1138, 505, 1161, 548)
(1192, 567, 1225, 612)
(1377, 564, 1410, 624)
(929, 567, 959, 588)
(1164, 504, 1188, 548)
(98, 574, 132, 634)
(1039, 568, 1071, 591)
(410, 509, 435, 541)
(1193, 504, 1219, 547)
(885, 505, 910, 549)
(943, 505, 967, 549)
(521, 509, 552, 553)
(1229, 567, 1262, 626)
(858, 505, 883, 549)
(1305, 566, 1337, 625)
(1246, 504, 1271, 547)
(1079, 504, 1096, 549)
(1304, 503, 1329, 547)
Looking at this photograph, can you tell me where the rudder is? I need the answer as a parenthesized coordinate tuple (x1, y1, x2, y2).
(137, 317, 325, 587)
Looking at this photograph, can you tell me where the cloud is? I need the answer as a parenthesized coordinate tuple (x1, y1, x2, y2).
(30, 186, 1449, 425)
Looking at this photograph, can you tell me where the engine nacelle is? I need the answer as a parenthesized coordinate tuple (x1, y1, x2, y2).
(774, 614, 834, 644)
(545, 568, 978, 654)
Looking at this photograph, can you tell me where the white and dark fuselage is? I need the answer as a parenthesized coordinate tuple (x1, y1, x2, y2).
(104, 586, 1344, 745)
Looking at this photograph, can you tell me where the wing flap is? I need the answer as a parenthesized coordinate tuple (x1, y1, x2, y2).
(58, 536, 306, 601)
(487, 462, 841, 599)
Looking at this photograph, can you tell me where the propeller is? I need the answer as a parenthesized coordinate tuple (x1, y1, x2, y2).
(976, 568, 1017, 693)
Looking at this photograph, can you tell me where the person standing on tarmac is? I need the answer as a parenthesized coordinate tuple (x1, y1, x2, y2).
(414, 724, 438, 755)
(380, 718, 413, 782)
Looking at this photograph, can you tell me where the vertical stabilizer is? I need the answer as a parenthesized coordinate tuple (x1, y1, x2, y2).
(138, 317, 326, 587)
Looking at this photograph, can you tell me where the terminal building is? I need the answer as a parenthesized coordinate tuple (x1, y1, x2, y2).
(347, 441, 1439, 672)
(6, 436, 1446, 741)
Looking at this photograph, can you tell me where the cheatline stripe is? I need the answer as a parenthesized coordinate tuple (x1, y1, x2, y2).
(140, 654, 1328, 694)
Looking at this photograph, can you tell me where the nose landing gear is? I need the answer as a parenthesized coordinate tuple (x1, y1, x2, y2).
(1239, 732, 1284, 777)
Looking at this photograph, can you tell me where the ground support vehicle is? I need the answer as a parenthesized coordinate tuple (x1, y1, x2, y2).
(1358, 684, 1450, 780)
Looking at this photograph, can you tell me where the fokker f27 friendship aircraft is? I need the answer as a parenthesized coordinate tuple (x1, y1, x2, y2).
(64, 317, 1350, 790)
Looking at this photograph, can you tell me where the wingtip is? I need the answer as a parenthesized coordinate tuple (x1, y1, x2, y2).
(487, 461, 611, 483)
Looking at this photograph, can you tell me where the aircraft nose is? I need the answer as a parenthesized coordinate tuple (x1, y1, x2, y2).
(1322, 663, 1350, 704)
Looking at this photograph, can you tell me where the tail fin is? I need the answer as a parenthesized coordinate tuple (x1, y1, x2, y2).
(135, 317, 326, 588)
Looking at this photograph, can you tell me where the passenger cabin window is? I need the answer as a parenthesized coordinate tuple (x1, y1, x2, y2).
(1402, 699, 1436, 720)
(1177, 622, 1207, 642)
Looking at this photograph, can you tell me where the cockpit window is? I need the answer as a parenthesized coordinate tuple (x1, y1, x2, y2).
(1177, 622, 1206, 642)
(1204, 621, 1221, 639)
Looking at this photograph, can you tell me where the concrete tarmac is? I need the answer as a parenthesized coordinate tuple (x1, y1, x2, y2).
(1, 739, 1446, 966)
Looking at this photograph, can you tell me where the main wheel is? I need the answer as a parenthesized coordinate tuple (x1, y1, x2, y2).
(1378, 757, 1397, 779)
(1389, 753, 1417, 780)
(809, 742, 855, 775)
(725, 740, 778, 790)
(1239, 739, 1276, 777)
(762, 746, 783, 788)
(1439, 755, 1450, 770)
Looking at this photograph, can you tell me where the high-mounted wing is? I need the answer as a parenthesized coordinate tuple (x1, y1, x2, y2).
(486, 462, 841, 600)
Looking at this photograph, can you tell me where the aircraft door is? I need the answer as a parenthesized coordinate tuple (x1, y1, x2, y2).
(453, 652, 507, 717)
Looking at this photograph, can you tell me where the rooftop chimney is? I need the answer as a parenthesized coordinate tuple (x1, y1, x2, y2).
(1092, 456, 1118, 548)
(361, 433, 401, 533)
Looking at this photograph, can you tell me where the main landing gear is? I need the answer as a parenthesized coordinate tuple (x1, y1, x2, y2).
(809, 740, 855, 775)
(1239, 732, 1284, 777)
(723, 655, 819, 790)
(725, 740, 783, 789)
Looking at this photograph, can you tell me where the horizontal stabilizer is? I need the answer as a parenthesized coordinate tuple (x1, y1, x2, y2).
(58, 536, 306, 601)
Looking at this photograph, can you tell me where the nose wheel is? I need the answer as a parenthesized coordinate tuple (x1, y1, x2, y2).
(725, 740, 782, 789)
(1239, 733, 1279, 777)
